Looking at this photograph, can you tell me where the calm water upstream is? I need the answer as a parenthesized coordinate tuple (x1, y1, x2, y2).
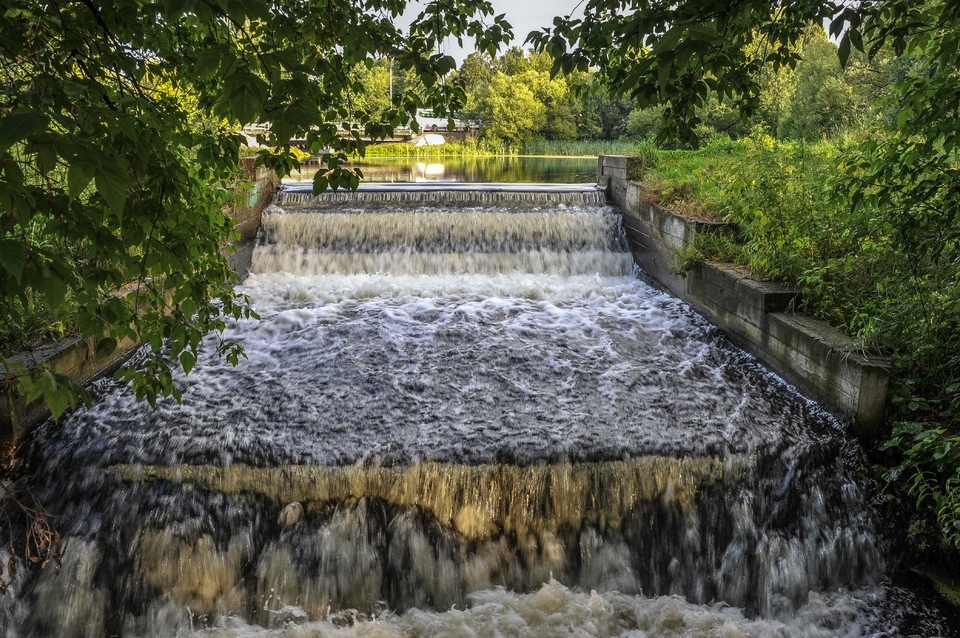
(1, 183, 956, 636)
(286, 156, 599, 184)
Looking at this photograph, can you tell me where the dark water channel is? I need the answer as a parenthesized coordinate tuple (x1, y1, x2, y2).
(1, 184, 957, 636)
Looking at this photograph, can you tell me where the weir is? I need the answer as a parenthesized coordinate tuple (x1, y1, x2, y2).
(0, 183, 951, 636)
(276, 182, 608, 209)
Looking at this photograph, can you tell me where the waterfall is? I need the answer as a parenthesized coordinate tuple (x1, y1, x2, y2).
(250, 204, 634, 278)
(1, 184, 952, 637)
(275, 183, 608, 209)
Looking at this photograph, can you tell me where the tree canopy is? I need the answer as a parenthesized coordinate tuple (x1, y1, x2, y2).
(0, 0, 512, 415)
(529, 0, 952, 144)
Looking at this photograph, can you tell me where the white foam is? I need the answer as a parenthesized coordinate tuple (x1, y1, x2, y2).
(120, 580, 887, 638)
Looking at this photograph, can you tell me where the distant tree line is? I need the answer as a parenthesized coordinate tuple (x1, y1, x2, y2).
(354, 25, 894, 149)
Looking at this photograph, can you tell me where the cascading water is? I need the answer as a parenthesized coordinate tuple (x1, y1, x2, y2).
(0, 183, 953, 636)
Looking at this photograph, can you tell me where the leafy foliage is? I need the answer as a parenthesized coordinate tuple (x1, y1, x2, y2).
(460, 48, 579, 147)
(1, 0, 513, 417)
(529, 0, 836, 144)
(528, 1, 911, 146)
(643, 126, 960, 551)
(341, 22, 881, 148)
(843, 0, 960, 553)
(884, 422, 960, 551)
(470, 72, 546, 148)
(364, 138, 507, 157)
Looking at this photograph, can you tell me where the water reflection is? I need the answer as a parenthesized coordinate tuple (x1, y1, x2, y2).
(287, 156, 599, 184)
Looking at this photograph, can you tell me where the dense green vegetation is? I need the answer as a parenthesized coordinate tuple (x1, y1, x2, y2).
(363, 139, 637, 158)
(363, 139, 505, 157)
(355, 24, 880, 152)
(519, 140, 637, 157)
(637, 131, 960, 570)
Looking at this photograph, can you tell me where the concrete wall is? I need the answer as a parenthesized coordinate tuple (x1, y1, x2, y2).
(226, 158, 279, 278)
(600, 155, 891, 438)
(1, 161, 278, 439)
(1, 336, 139, 437)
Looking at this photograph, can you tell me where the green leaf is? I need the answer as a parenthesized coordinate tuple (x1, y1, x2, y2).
(838, 33, 851, 68)
(688, 24, 719, 42)
(0, 239, 26, 282)
(95, 170, 128, 215)
(20, 372, 49, 405)
(180, 350, 197, 375)
(655, 27, 684, 54)
(194, 47, 225, 78)
(36, 143, 58, 174)
(163, 0, 196, 19)
(41, 269, 68, 310)
(0, 111, 49, 151)
(45, 379, 72, 419)
(312, 172, 329, 194)
(68, 162, 95, 200)
(223, 0, 249, 25)
(15, 367, 85, 419)
(849, 28, 864, 53)
(222, 69, 268, 124)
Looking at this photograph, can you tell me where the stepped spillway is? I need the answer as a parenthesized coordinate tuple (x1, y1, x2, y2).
(1, 184, 952, 637)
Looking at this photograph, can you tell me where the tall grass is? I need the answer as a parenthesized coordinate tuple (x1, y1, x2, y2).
(363, 138, 510, 158)
(628, 138, 742, 221)
(521, 139, 638, 156)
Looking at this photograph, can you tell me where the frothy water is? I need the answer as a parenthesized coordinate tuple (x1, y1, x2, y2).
(2, 188, 954, 636)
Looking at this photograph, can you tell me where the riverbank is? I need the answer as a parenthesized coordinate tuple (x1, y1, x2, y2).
(620, 135, 960, 592)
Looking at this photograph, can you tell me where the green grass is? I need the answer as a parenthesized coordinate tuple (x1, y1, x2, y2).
(520, 139, 638, 157)
(627, 138, 742, 221)
(363, 138, 510, 158)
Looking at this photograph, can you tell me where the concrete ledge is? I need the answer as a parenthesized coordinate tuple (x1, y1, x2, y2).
(688, 263, 800, 330)
(598, 155, 630, 181)
(226, 160, 279, 280)
(600, 155, 890, 438)
(766, 314, 890, 432)
(1, 336, 139, 437)
(276, 183, 607, 209)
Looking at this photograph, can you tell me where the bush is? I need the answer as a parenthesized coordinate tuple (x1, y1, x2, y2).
(663, 126, 960, 554)
(626, 107, 663, 140)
